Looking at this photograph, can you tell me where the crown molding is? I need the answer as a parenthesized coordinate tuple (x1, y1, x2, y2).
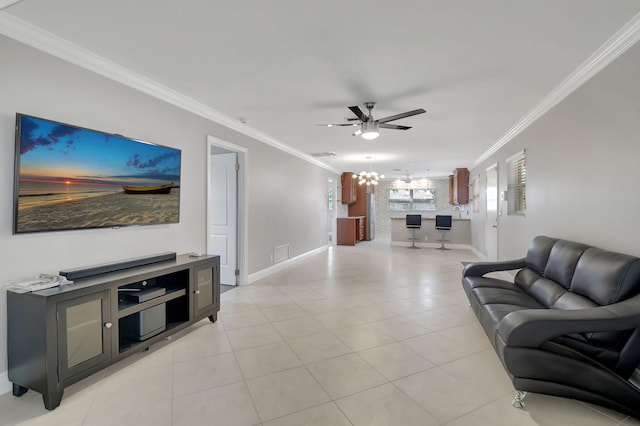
(0, 12, 338, 174)
(472, 11, 640, 169)
(0, 0, 22, 10)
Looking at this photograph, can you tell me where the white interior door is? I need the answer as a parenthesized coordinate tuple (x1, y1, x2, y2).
(485, 165, 498, 261)
(209, 152, 237, 285)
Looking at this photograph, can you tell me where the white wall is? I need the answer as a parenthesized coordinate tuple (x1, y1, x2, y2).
(470, 42, 640, 260)
(246, 145, 333, 271)
(0, 36, 336, 385)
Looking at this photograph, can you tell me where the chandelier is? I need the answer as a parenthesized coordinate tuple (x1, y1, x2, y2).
(353, 157, 384, 186)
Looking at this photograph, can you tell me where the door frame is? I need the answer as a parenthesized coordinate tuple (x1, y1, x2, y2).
(485, 163, 499, 261)
(207, 135, 248, 286)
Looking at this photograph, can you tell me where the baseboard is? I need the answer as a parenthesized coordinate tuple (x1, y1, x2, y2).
(470, 246, 487, 261)
(0, 371, 11, 395)
(248, 245, 328, 284)
(390, 241, 472, 250)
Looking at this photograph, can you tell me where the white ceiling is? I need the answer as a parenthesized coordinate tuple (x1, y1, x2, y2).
(2, 1, 640, 178)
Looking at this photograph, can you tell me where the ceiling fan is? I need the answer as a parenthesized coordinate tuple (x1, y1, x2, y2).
(318, 102, 426, 140)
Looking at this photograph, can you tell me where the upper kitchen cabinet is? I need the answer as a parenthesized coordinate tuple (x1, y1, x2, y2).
(341, 172, 357, 205)
(449, 168, 469, 205)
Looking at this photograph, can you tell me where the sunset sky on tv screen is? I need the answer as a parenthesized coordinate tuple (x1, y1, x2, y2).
(18, 115, 180, 188)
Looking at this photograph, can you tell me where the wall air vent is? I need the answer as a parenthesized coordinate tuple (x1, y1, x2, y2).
(309, 151, 337, 157)
(274, 244, 290, 264)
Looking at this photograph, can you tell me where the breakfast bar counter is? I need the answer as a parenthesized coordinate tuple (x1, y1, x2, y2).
(390, 217, 471, 247)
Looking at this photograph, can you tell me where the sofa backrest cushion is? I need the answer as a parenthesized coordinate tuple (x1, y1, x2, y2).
(544, 240, 590, 289)
(525, 236, 558, 274)
(514, 267, 542, 293)
(571, 248, 640, 305)
(528, 278, 573, 308)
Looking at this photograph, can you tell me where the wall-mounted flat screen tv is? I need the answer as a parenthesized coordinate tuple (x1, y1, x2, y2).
(13, 113, 181, 234)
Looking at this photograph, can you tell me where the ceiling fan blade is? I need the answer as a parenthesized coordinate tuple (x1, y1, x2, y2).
(379, 123, 411, 130)
(316, 123, 359, 127)
(376, 108, 426, 123)
(348, 105, 368, 122)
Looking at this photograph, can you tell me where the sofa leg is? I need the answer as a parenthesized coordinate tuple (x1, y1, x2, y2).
(512, 391, 527, 408)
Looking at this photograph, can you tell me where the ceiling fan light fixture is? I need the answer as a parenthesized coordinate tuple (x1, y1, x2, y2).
(360, 121, 380, 140)
(361, 131, 379, 140)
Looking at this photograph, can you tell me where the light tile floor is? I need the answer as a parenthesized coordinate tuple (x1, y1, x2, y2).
(2, 236, 639, 425)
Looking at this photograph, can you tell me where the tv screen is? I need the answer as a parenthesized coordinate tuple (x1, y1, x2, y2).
(13, 113, 181, 234)
(406, 214, 422, 228)
(435, 215, 452, 230)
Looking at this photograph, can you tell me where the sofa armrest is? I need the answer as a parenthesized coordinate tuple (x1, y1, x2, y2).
(498, 295, 640, 347)
(462, 258, 526, 277)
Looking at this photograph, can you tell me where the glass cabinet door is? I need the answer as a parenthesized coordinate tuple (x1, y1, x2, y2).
(194, 263, 219, 319)
(195, 267, 213, 312)
(57, 290, 111, 381)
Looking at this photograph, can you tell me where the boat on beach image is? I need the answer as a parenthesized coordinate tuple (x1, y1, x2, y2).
(122, 182, 173, 194)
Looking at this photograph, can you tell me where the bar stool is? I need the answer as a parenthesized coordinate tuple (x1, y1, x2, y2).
(406, 214, 422, 249)
(435, 215, 452, 250)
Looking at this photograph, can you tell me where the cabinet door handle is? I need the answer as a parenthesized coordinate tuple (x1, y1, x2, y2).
(104, 322, 112, 329)
(195, 290, 201, 295)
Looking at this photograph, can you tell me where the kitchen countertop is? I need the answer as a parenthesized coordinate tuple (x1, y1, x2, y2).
(390, 216, 471, 246)
(390, 216, 470, 221)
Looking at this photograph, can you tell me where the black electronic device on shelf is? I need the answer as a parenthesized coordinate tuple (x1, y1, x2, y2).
(120, 287, 166, 303)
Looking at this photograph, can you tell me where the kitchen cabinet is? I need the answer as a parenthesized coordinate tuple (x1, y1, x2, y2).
(337, 217, 365, 245)
(341, 172, 357, 205)
(449, 168, 469, 204)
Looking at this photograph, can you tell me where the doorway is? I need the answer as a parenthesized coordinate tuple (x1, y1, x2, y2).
(485, 164, 498, 261)
(207, 136, 247, 286)
(327, 178, 337, 246)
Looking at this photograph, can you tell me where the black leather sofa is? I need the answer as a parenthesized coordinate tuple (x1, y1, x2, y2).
(462, 235, 640, 417)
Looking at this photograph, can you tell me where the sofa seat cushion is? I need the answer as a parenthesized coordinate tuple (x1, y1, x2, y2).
(476, 303, 543, 346)
(552, 291, 597, 310)
(472, 287, 543, 308)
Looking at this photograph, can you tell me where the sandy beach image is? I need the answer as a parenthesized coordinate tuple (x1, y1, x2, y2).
(16, 189, 180, 233)
(14, 114, 182, 233)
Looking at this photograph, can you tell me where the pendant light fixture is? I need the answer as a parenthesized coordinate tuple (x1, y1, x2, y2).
(353, 157, 384, 186)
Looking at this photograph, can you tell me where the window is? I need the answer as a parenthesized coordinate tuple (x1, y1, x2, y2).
(388, 188, 435, 211)
(506, 150, 526, 215)
(472, 176, 480, 213)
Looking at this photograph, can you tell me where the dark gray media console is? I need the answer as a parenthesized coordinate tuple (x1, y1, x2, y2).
(7, 253, 220, 410)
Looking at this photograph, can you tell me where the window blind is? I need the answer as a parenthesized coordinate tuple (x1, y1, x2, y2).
(506, 150, 526, 215)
